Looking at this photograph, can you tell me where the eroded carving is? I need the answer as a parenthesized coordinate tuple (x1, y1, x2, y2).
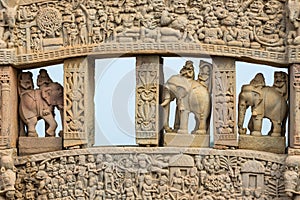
(18, 70, 63, 137)
(238, 72, 288, 137)
(0, 152, 16, 200)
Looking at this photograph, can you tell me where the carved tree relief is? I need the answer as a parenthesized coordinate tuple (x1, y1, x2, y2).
(212, 57, 237, 147)
(136, 56, 163, 146)
(64, 57, 94, 148)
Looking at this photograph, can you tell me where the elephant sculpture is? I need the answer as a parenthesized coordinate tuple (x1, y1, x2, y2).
(238, 73, 288, 137)
(19, 72, 63, 137)
(161, 74, 211, 135)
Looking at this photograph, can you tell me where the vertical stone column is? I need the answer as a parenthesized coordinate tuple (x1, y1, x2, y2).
(212, 57, 238, 147)
(64, 57, 95, 148)
(0, 67, 18, 149)
(135, 56, 163, 146)
(289, 64, 300, 148)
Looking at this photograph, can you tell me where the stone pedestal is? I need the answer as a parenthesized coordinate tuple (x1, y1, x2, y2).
(0, 67, 18, 149)
(135, 56, 163, 146)
(164, 133, 210, 147)
(239, 135, 286, 154)
(64, 57, 95, 148)
(212, 57, 238, 147)
(18, 137, 62, 156)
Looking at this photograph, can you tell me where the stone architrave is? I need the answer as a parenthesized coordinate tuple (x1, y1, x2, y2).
(135, 56, 163, 146)
(289, 64, 300, 148)
(212, 57, 238, 147)
(63, 57, 95, 148)
(0, 67, 18, 149)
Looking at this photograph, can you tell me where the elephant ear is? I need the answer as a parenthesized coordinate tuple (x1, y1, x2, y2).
(176, 85, 188, 98)
(41, 86, 52, 105)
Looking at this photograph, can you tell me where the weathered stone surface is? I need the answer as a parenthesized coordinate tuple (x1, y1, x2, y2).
(164, 133, 210, 147)
(239, 135, 286, 154)
(18, 137, 62, 155)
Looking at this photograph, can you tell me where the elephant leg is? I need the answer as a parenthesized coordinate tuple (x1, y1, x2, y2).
(173, 106, 180, 132)
(269, 120, 282, 137)
(248, 116, 262, 136)
(163, 104, 172, 133)
(43, 114, 58, 137)
(26, 117, 38, 137)
(192, 113, 207, 135)
(177, 110, 189, 134)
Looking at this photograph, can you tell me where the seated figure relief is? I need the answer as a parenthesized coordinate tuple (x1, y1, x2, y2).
(238, 71, 288, 137)
(161, 60, 211, 135)
(18, 69, 63, 137)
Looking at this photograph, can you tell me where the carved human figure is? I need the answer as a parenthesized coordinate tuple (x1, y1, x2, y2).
(238, 72, 288, 136)
(122, 179, 138, 200)
(198, 13, 225, 45)
(156, 175, 170, 200)
(0, 155, 16, 200)
(18, 71, 63, 137)
(141, 175, 156, 200)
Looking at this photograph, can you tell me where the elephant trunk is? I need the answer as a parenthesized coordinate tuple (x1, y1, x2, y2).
(161, 87, 172, 132)
(238, 98, 247, 135)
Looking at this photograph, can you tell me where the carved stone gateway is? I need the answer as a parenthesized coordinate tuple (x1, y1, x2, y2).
(0, 0, 300, 199)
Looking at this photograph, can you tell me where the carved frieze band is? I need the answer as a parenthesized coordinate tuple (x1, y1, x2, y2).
(212, 57, 237, 146)
(13, 148, 289, 199)
(1, 0, 299, 65)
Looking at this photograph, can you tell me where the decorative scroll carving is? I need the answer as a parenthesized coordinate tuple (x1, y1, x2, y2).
(161, 60, 211, 135)
(13, 148, 290, 199)
(136, 56, 163, 146)
(0, 67, 17, 149)
(212, 57, 237, 147)
(18, 70, 63, 137)
(238, 72, 288, 137)
(290, 64, 300, 147)
(64, 57, 95, 148)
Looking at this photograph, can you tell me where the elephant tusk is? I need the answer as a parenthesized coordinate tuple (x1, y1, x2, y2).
(161, 98, 171, 107)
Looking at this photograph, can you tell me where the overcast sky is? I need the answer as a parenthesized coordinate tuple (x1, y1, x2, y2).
(29, 57, 288, 146)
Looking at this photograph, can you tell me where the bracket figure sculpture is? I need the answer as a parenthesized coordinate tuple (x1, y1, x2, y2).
(238, 72, 288, 137)
(18, 70, 63, 137)
(161, 61, 211, 135)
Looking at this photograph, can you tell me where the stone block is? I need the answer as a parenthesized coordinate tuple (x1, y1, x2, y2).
(239, 135, 286, 154)
(164, 133, 210, 147)
(18, 137, 62, 156)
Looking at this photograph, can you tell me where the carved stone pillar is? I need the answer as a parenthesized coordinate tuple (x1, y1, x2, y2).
(212, 57, 238, 147)
(64, 57, 95, 148)
(0, 67, 18, 149)
(289, 64, 300, 148)
(135, 56, 163, 146)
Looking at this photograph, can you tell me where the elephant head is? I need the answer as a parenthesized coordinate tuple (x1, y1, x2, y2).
(41, 82, 64, 110)
(238, 85, 261, 135)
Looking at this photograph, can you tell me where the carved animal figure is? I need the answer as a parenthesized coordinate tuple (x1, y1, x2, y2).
(1, 0, 19, 28)
(287, 0, 300, 44)
(161, 74, 211, 135)
(19, 81, 63, 137)
(238, 73, 288, 137)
